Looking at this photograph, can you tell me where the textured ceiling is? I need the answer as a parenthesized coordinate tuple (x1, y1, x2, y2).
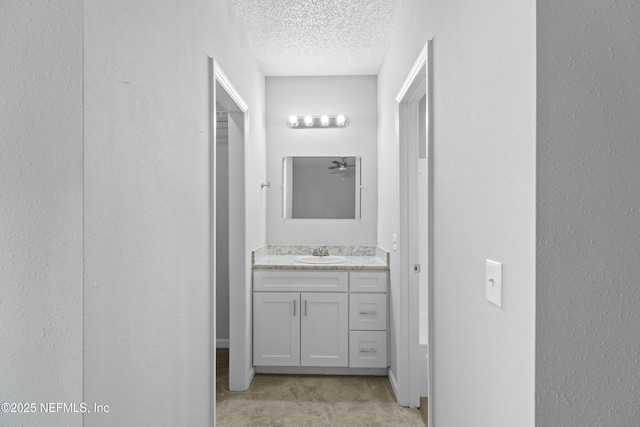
(229, 0, 404, 76)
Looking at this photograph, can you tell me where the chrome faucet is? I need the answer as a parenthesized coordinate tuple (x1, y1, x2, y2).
(312, 247, 329, 257)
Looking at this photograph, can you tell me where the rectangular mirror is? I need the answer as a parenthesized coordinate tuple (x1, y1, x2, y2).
(282, 156, 361, 219)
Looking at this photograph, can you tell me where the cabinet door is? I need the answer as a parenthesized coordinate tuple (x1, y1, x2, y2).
(300, 292, 348, 367)
(253, 292, 300, 366)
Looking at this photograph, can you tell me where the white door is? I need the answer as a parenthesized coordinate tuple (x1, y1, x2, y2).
(300, 292, 348, 367)
(253, 292, 301, 366)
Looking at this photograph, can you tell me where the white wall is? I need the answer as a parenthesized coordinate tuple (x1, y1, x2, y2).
(378, 0, 535, 425)
(376, 0, 431, 386)
(83, 0, 265, 425)
(266, 76, 377, 245)
(536, 1, 640, 425)
(0, 1, 83, 426)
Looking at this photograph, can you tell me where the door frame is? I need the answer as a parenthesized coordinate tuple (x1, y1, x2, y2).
(395, 40, 434, 423)
(210, 58, 252, 424)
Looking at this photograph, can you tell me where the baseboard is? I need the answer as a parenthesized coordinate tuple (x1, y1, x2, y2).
(255, 366, 388, 376)
(388, 368, 400, 401)
(420, 351, 429, 397)
(246, 366, 255, 387)
(216, 338, 229, 348)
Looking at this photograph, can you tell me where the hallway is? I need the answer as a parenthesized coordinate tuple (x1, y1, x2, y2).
(3, 1, 640, 426)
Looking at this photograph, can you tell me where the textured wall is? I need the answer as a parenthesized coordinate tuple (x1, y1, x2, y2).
(0, 1, 83, 426)
(537, 1, 640, 425)
(378, 0, 535, 424)
(266, 76, 378, 245)
(82, 0, 265, 425)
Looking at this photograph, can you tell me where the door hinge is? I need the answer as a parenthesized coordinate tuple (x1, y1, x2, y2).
(414, 264, 421, 273)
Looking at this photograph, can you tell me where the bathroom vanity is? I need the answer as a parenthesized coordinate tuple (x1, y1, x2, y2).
(252, 245, 389, 374)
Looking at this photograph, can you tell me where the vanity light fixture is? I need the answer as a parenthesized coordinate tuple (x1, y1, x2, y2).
(304, 115, 314, 126)
(286, 114, 349, 129)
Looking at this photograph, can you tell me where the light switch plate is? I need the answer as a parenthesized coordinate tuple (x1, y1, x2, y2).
(486, 259, 502, 307)
(392, 233, 398, 252)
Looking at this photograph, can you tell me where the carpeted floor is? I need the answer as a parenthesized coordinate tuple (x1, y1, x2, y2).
(216, 349, 425, 427)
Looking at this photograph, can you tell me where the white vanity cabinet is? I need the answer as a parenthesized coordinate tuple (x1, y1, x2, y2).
(253, 269, 388, 372)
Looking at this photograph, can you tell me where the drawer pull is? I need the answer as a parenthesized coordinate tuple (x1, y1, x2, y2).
(360, 348, 378, 353)
(359, 310, 377, 315)
(293, 300, 296, 317)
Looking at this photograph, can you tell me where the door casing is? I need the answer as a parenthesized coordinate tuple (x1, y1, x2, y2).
(394, 40, 434, 426)
(210, 58, 252, 426)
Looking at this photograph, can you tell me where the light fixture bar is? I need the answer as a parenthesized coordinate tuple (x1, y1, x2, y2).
(286, 115, 349, 129)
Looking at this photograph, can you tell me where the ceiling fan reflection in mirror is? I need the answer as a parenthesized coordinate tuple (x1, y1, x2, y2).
(328, 158, 355, 171)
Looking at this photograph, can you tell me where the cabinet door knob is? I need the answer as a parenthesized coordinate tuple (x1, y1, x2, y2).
(293, 300, 297, 317)
(304, 300, 308, 316)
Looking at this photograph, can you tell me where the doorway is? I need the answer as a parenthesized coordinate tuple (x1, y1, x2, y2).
(210, 59, 253, 425)
(216, 111, 230, 353)
(396, 40, 433, 424)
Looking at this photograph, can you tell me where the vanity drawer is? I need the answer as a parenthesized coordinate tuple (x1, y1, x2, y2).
(253, 270, 348, 292)
(349, 271, 388, 293)
(349, 331, 387, 368)
(349, 293, 387, 330)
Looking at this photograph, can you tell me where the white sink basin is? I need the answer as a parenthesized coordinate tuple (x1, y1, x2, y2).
(294, 255, 348, 265)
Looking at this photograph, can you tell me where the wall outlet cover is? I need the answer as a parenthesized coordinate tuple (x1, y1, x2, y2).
(486, 259, 502, 308)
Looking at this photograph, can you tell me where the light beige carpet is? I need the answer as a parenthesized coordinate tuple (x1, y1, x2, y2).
(216, 349, 425, 427)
